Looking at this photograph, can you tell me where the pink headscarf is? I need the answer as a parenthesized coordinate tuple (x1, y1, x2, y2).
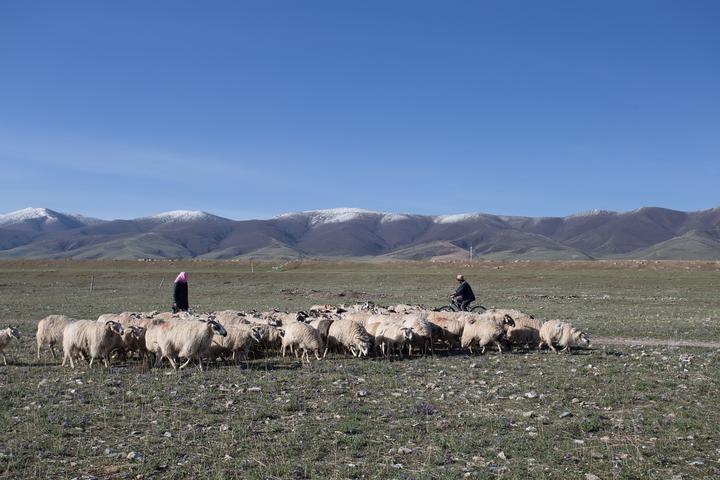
(174, 272, 188, 283)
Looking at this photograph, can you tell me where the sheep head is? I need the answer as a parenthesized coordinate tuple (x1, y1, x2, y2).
(207, 319, 227, 337)
(250, 326, 264, 343)
(5, 326, 20, 340)
(502, 314, 516, 328)
(400, 327, 414, 342)
(105, 320, 124, 336)
(572, 329, 590, 347)
(128, 326, 146, 341)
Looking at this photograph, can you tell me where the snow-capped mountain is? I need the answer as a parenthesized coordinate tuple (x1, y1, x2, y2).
(0, 207, 97, 232)
(138, 210, 231, 223)
(0, 205, 718, 260)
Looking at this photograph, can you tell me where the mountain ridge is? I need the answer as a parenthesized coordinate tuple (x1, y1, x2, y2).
(0, 206, 718, 260)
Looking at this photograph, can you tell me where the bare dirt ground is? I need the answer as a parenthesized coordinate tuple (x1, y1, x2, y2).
(593, 335, 720, 349)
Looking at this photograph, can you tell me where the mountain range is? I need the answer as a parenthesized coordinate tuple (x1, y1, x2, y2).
(1, 206, 719, 260)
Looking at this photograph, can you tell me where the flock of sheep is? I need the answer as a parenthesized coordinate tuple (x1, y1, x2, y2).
(0, 302, 593, 370)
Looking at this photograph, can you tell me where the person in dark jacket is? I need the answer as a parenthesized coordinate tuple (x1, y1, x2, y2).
(172, 271, 189, 313)
(452, 274, 475, 311)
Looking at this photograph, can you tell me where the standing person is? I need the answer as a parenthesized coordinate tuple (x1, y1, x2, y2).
(451, 274, 475, 311)
(172, 271, 189, 313)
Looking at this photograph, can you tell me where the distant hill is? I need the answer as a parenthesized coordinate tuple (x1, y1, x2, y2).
(0, 206, 719, 260)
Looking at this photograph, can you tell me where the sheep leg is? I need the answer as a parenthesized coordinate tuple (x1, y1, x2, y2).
(561, 345, 570, 353)
(408, 344, 412, 357)
(37, 343, 41, 359)
(294, 348, 300, 360)
(314, 350, 321, 361)
(167, 356, 178, 369)
(178, 358, 192, 369)
(481, 346, 486, 355)
(103, 355, 110, 368)
(2, 353, 6, 365)
(495, 341, 503, 354)
(89, 356, 95, 368)
(549, 343, 558, 353)
(196, 357, 204, 371)
(281, 345, 287, 357)
(322, 346, 328, 358)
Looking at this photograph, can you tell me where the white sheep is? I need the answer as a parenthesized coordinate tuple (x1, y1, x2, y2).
(374, 322, 414, 359)
(506, 316, 544, 348)
(279, 322, 324, 363)
(327, 319, 371, 357)
(62, 320, 125, 368)
(388, 304, 423, 313)
(401, 312, 439, 356)
(252, 324, 283, 354)
(155, 317, 228, 370)
(340, 311, 378, 328)
(210, 324, 264, 363)
(119, 325, 147, 360)
(539, 320, 590, 353)
(36, 314, 75, 359)
(427, 312, 465, 350)
(144, 319, 169, 366)
(211, 310, 250, 326)
(307, 317, 334, 349)
(460, 312, 516, 354)
(0, 326, 20, 365)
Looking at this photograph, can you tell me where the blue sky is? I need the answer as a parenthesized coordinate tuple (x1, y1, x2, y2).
(1, 0, 718, 220)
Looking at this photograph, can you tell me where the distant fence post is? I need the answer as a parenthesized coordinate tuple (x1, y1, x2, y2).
(90, 276, 94, 292)
(159, 278, 164, 289)
(251, 261, 254, 273)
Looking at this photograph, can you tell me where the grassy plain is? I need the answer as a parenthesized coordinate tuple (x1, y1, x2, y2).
(0, 259, 719, 479)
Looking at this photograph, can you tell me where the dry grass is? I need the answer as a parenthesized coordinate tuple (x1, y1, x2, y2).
(1, 260, 719, 479)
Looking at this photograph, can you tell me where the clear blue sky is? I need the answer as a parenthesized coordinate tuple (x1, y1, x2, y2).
(1, 0, 718, 220)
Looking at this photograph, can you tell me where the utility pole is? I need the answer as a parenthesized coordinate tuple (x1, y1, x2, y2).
(470, 245, 473, 260)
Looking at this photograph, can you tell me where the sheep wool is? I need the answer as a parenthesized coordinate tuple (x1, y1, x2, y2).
(36, 314, 75, 360)
(62, 320, 124, 369)
(280, 321, 323, 363)
(0, 326, 20, 365)
(539, 320, 590, 353)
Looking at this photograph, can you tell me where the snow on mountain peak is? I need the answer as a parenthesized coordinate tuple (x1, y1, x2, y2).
(277, 208, 382, 225)
(0, 207, 60, 225)
(144, 210, 220, 222)
(434, 213, 483, 224)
